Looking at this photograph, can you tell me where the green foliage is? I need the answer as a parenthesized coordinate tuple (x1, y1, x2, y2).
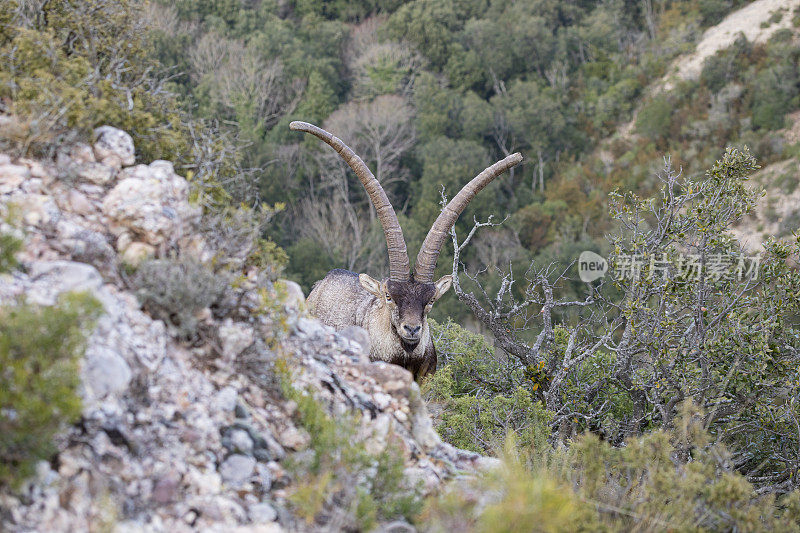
(424, 403, 800, 532)
(276, 362, 422, 530)
(0, 0, 188, 160)
(425, 320, 552, 453)
(635, 94, 673, 142)
(0, 292, 102, 489)
(130, 256, 229, 339)
(0, 225, 21, 274)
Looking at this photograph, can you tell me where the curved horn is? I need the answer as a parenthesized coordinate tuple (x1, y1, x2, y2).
(414, 153, 523, 283)
(290, 121, 411, 281)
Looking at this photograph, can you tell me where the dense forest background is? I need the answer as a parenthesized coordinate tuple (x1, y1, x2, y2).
(140, 0, 800, 324)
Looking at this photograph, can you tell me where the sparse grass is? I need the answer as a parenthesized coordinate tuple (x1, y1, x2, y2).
(276, 359, 423, 530)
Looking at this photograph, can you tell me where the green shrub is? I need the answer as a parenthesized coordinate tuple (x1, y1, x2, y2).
(423, 403, 800, 532)
(0, 229, 21, 274)
(425, 320, 552, 454)
(0, 0, 188, 160)
(130, 256, 229, 339)
(0, 292, 102, 489)
(635, 94, 672, 142)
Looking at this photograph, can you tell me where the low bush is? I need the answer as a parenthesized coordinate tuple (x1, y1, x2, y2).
(423, 403, 800, 532)
(425, 320, 552, 454)
(129, 256, 229, 339)
(0, 292, 101, 489)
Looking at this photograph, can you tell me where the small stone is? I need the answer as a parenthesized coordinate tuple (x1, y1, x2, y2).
(219, 455, 255, 487)
(0, 163, 31, 180)
(217, 387, 237, 412)
(93, 126, 135, 168)
(277, 426, 309, 451)
(0, 174, 24, 194)
(83, 346, 132, 400)
(254, 464, 273, 491)
(248, 502, 277, 523)
(121, 241, 155, 266)
(151, 471, 182, 504)
(339, 326, 371, 356)
(67, 189, 95, 216)
(294, 317, 327, 339)
(228, 429, 254, 455)
(218, 320, 254, 361)
(76, 162, 115, 185)
(279, 279, 305, 311)
(70, 143, 96, 163)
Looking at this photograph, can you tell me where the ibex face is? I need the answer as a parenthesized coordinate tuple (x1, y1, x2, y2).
(290, 120, 522, 381)
(359, 274, 452, 349)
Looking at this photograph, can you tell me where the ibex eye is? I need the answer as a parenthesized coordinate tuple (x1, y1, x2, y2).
(385, 293, 392, 301)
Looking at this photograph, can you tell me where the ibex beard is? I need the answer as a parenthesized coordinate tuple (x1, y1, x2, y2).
(291, 120, 522, 381)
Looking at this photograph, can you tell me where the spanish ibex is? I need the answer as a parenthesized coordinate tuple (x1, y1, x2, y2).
(291, 121, 522, 380)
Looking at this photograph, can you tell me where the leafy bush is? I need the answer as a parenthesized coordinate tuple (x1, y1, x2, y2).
(425, 320, 552, 454)
(0, 292, 102, 489)
(423, 403, 800, 532)
(635, 94, 673, 142)
(0, 226, 21, 273)
(130, 256, 229, 339)
(0, 0, 188, 160)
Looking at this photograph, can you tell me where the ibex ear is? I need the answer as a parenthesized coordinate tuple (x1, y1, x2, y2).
(359, 274, 383, 298)
(432, 275, 452, 301)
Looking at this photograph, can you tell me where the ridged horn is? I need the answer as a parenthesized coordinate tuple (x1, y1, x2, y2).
(414, 153, 523, 283)
(290, 120, 411, 281)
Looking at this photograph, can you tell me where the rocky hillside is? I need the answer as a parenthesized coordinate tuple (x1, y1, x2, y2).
(0, 128, 490, 532)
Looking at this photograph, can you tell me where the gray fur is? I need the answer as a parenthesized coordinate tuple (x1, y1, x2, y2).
(306, 269, 442, 380)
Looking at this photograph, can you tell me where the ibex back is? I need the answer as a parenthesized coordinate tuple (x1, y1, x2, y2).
(291, 121, 522, 381)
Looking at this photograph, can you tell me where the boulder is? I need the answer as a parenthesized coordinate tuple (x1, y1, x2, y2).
(92, 126, 135, 168)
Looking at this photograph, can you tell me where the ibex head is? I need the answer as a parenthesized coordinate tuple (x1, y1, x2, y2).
(359, 273, 452, 348)
(291, 120, 521, 377)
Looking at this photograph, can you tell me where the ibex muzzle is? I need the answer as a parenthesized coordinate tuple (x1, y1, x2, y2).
(292, 120, 522, 380)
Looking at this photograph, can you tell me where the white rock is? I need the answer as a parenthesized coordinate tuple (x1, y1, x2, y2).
(278, 280, 305, 311)
(229, 429, 254, 454)
(66, 189, 96, 216)
(83, 345, 132, 399)
(102, 161, 200, 245)
(219, 455, 255, 487)
(93, 126, 135, 168)
(15, 193, 60, 227)
(121, 241, 155, 266)
(70, 143, 96, 164)
(294, 317, 328, 339)
(217, 387, 238, 412)
(248, 502, 278, 523)
(76, 162, 115, 185)
(219, 319, 254, 361)
(27, 261, 104, 305)
(0, 163, 31, 180)
(0, 174, 24, 194)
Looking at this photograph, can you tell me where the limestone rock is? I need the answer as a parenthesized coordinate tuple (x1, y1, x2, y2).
(219, 455, 256, 487)
(102, 160, 200, 245)
(76, 162, 115, 185)
(218, 319, 255, 361)
(120, 241, 155, 266)
(92, 126, 135, 168)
